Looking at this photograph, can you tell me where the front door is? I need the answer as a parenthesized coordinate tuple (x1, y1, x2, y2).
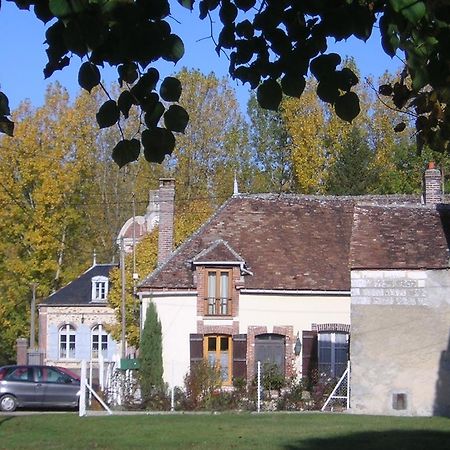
(254, 334, 285, 376)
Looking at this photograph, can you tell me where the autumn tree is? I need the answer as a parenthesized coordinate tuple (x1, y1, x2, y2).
(0, 83, 101, 362)
(167, 68, 251, 205)
(1, 1, 448, 164)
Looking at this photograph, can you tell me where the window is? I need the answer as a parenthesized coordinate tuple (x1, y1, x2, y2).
(206, 270, 231, 315)
(59, 324, 76, 359)
(318, 332, 349, 378)
(204, 335, 232, 385)
(91, 324, 108, 359)
(255, 334, 285, 376)
(91, 276, 109, 302)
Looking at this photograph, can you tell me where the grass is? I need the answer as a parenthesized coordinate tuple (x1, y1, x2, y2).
(0, 412, 449, 449)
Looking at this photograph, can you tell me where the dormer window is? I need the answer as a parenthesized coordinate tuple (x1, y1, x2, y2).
(91, 276, 109, 302)
(206, 269, 231, 315)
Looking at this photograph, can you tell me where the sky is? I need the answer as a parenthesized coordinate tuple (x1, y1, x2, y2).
(0, 1, 403, 113)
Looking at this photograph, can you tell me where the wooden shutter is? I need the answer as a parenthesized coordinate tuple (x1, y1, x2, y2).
(232, 334, 247, 380)
(302, 330, 318, 381)
(189, 333, 203, 366)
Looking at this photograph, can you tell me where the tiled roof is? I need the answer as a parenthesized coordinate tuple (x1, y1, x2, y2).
(140, 194, 357, 291)
(40, 264, 116, 306)
(192, 239, 245, 264)
(351, 204, 450, 269)
(139, 194, 450, 292)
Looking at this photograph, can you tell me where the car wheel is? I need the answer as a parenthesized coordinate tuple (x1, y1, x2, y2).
(0, 394, 18, 412)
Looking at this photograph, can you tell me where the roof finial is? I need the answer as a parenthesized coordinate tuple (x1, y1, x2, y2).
(233, 172, 239, 196)
(93, 249, 97, 266)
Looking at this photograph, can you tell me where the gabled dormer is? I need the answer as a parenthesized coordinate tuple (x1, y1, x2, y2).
(192, 239, 251, 317)
(91, 275, 109, 302)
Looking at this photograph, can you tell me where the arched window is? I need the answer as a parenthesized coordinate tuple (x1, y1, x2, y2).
(91, 324, 108, 359)
(59, 324, 76, 359)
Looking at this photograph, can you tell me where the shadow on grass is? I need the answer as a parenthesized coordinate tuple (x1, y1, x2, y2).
(284, 430, 450, 450)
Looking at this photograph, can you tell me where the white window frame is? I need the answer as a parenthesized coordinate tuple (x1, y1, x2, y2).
(91, 324, 109, 360)
(91, 275, 109, 302)
(59, 324, 76, 360)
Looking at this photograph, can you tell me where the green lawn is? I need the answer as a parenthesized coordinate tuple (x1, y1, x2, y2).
(1, 412, 449, 449)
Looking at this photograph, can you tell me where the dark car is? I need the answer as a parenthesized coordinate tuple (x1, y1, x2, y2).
(0, 365, 80, 412)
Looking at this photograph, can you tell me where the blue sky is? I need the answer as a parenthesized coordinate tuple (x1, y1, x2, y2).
(0, 1, 402, 112)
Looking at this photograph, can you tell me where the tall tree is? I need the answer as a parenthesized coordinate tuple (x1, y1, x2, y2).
(0, 83, 99, 362)
(139, 301, 164, 401)
(167, 68, 251, 205)
(326, 127, 378, 195)
(247, 92, 294, 193)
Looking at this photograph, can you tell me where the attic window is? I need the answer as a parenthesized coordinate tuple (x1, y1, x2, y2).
(92, 276, 108, 302)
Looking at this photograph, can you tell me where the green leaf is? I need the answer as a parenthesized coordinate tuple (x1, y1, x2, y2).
(118, 91, 134, 119)
(160, 77, 182, 102)
(281, 75, 306, 98)
(335, 92, 360, 123)
(0, 116, 14, 136)
(310, 54, 341, 81)
(163, 34, 185, 63)
(0, 92, 10, 116)
(401, 1, 426, 24)
(235, 0, 256, 12)
(219, 1, 238, 25)
(118, 63, 138, 85)
(78, 62, 101, 93)
(49, 0, 71, 18)
(144, 102, 165, 128)
(96, 100, 120, 129)
(164, 105, 189, 133)
(142, 127, 175, 163)
(394, 122, 406, 132)
(317, 81, 340, 104)
(335, 68, 359, 92)
(112, 139, 141, 168)
(257, 79, 282, 111)
(177, 0, 194, 10)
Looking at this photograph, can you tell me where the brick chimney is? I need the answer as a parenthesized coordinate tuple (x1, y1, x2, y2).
(157, 178, 175, 266)
(424, 162, 442, 204)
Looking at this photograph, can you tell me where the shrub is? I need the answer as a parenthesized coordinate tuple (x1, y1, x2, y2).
(182, 360, 222, 410)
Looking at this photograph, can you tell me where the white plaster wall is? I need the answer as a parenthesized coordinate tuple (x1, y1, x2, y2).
(350, 269, 450, 417)
(239, 294, 351, 374)
(239, 294, 350, 332)
(142, 295, 197, 388)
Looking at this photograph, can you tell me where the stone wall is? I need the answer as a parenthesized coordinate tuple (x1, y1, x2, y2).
(350, 269, 450, 416)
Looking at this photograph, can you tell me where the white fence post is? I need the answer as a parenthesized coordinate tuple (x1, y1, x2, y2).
(257, 361, 261, 413)
(79, 360, 87, 417)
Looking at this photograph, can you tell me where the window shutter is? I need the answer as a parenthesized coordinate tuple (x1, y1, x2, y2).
(302, 330, 318, 381)
(232, 334, 247, 380)
(189, 333, 203, 366)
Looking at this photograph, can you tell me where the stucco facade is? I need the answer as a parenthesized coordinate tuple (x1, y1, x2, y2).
(142, 291, 350, 388)
(350, 269, 450, 416)
(40, 305, 118, 371)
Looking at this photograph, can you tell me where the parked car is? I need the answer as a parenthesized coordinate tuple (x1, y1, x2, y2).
(0, 365, 80, 412)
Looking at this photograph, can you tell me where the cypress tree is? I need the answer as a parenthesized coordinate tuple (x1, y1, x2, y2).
(139, 302, 163, 402)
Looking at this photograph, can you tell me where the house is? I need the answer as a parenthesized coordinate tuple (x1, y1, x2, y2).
(137, 180, 422, 389)
(38, 262, 119, 373)
(349, 164, 450, 416)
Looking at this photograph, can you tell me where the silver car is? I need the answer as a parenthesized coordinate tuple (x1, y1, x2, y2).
(0, 365, 80, 412)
